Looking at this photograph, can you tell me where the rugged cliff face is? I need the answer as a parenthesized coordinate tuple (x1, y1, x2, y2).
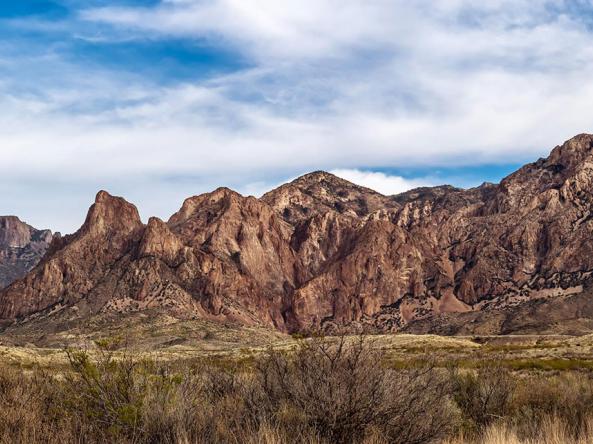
(3, 134, 593, 334)
(0, 217, 52, 290)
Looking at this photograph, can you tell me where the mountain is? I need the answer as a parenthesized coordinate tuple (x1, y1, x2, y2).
(2, 134, 593, 335)
(0, 217, 53, 289)
(261, 171, 399, 224)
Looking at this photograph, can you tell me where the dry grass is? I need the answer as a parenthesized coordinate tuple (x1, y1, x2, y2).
(449, 417, 593, 444)
(3, 331, 593, 443)
(0, 334, 456, 444)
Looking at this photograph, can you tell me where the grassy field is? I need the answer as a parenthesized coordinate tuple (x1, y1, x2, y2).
(4, 318, 593, 443)
(4, 317, 593, 372)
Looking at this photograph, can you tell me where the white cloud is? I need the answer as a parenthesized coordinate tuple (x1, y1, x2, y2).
(81, 0, 396, 60)
(74, 0, 593, 161)
(80, 1, 581, 63)
(3, 0, 593, 232)
(330, 170, 435, 195)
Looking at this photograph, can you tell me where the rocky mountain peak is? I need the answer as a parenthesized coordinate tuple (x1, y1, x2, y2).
(138, 217, 184, 266)
(292, 170, 358, 186)
(81, 190, 143, 236)
(504, 134, 593, 183)
(0, 216, 52, 250)
(486, 134, 593, 215)
(0, 216, 32, 248)
(168, 187, 242, 227)
(547, 133, 593, 168)
(262, 171, 398, 225)
(392, 185, 462, 205)
(289, 170, 382, 194)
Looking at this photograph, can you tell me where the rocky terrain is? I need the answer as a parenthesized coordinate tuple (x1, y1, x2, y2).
(3, 134, 593, 335)
(0, 217, 53, 289)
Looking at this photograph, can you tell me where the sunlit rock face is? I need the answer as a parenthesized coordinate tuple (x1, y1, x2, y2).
(3, 134, 593, 334)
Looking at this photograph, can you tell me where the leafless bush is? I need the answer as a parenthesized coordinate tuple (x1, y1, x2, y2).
(250, 334, 455, 443)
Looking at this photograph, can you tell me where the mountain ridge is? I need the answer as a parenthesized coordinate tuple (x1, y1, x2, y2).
(2, 134, 593, 335)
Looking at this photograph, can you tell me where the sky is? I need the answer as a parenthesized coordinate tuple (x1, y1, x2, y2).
(2, 0, 593, 233)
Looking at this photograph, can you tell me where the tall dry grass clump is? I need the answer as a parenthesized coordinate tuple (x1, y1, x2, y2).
(452, 416, 593, 444)
(448, 370, 593, 443)
(0, 365, 70, 443)
(512, 371, 593, 438)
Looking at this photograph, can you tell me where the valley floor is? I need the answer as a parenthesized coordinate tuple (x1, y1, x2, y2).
(3, 320, 593, 443)
(4, 316, 593, 371)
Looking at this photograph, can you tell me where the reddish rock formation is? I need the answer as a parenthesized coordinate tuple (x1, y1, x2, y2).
(3, 134, 593, 334)
(0, 217, 52, 289)
(0, 191, 143, 319)
(261, 171, 399, 224)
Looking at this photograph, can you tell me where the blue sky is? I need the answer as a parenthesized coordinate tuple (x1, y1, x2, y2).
(1, 0, 593, 232)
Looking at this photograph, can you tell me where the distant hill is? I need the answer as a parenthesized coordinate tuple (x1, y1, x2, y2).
(0, 216, 52, 289)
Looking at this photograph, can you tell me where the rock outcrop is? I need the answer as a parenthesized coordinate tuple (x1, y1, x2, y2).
(3, 134, 593, 334)
(0, 217, 52, 289)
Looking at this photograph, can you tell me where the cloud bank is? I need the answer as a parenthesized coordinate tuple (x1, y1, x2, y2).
(1, 0, 593, 231)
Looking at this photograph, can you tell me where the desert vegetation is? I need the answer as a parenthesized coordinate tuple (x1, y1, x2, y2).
(2, 335, 593, 443)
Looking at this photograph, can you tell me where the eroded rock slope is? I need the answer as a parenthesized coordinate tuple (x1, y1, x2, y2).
(3, 134, 593, 334)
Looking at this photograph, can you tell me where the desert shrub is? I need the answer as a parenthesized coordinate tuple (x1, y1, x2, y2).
(65, 348, 194, 443)
(451, 363, 515, 431)
(64, 350, 276, 443)
(66, 349, 148, 440)
(250, 334, 455, 444)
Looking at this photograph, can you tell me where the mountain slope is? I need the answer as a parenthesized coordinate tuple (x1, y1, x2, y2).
(3, 134, 593, 335)
(0, 217, 53, 289)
